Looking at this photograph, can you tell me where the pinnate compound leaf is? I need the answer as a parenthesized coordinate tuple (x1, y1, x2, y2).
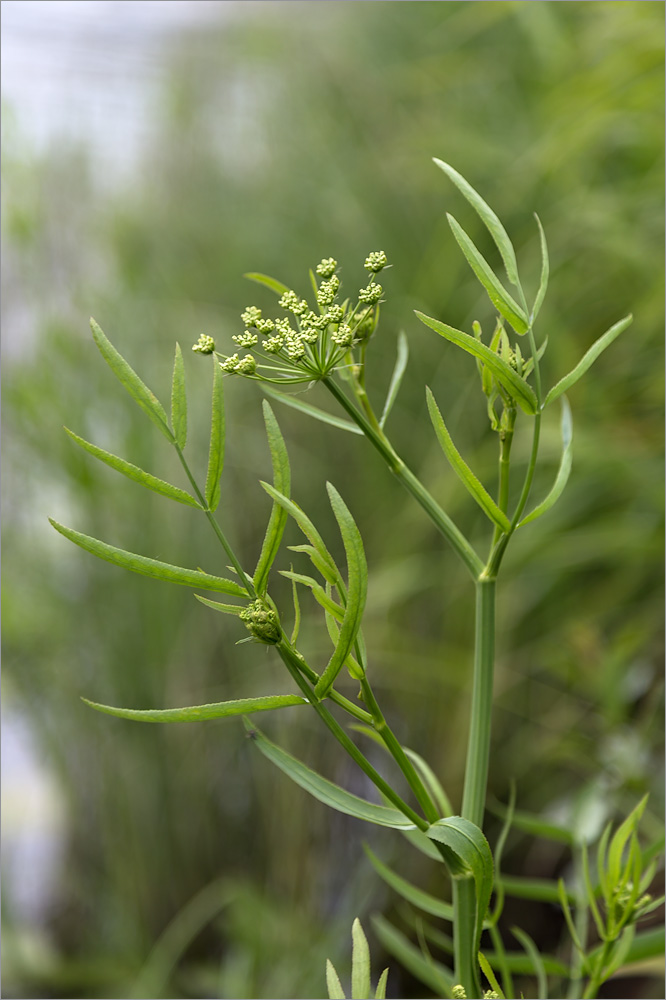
(380, 331, 409, 429)
(83, 693, 307, 724)
(205, 360, 225, 511)
(253, 402, 291, 595)
(171, 342, 188, 448)
(260, 484, 339, 584)
(326, 960, 346, 1000)
(351, 919, 371, 1000)
(49, 519, 247, 596)
(90, 318, 172, 440)
(315, 484, 368, 698)
(518, 397, 573, 527)
(426, 388, 511, 533)
(447, 215, 529, 334)
(64, 429, 201, 508)
(415, 312, 537, 415)
(244, 272, 290, 296)
(532, 214, 549, 322)
(262, 387, 363, 435)
(244, 720, 417, 829)
(544, 315, 633, 407)
(433, 158, 520, 286)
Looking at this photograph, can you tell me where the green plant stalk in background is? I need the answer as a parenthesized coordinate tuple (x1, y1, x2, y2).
(49, 162, 661, 1000)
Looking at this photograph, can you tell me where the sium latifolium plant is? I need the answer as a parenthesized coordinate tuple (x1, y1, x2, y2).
(50, 161, 663, 999)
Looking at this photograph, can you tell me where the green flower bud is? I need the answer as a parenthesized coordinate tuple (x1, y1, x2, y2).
(354, 307, 376, 341)
(279, 290, 301, 312)
(317, 276, 340, 307)
(316, 257, 338, 278)
(241, 306, 262, 327)
(233, 331, 258, 348)
(452, 987, 467, 999)
(358, 282, 382, 305)
(219, 353, 240, 372)
(235, 354, 256, 375)
(331, 323, 353, 347)
(192, 334, 216, 354)
(364, 250, 387, 272)
(239, 600, 281, 644)
(255, 318, 275, 334)
(326, 304, 344, 323)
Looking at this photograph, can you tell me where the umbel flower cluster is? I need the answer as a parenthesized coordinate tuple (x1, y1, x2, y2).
(192, 252, 388, 384)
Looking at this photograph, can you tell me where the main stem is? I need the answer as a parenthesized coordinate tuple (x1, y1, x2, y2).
(461, 577, 496, 826)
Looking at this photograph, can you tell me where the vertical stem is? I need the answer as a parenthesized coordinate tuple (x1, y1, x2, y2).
(461, 577, 496, 826)
(453, 880, 482, 998)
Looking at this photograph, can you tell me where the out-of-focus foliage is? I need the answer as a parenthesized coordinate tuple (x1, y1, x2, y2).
(3, 3, 663, 997)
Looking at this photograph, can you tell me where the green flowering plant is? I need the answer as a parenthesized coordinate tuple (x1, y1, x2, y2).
(49, 161, 663, 999)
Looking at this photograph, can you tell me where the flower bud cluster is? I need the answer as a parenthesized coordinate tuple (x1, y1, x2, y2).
(364, 250, 387, 272)
(192, 334, 216, 354)
(240, 600, 281, 644)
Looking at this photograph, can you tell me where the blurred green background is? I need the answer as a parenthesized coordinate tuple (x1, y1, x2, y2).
(2, 2, 663, 997)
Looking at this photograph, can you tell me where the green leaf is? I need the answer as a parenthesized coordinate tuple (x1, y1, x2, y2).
(364, 845, 455, 921)
(49, 519, 247, 596)
(499, 875, 574, 905)
(289, 567, 301, 644)
(415, 312, 537, 415)
(433, 159, 520, 286)
(426, 388, 511, 533)
(606, 795, 648, 892)
(351, 919, 371, 1000)
(404, 748, 452, 818)
(478, 951, 505, 999)
(194, 594, 245, 616)
(262, 386, 363, 435)
(483, 950, 568, 977)
(261, 484, 339, 584)
(253, 402, 291, 595)
(288, 544, 340, 584)
(279, 570, 344, 621)
(589, 925, 665, 968)
(374, 968, 389, 1000)
(326, 959, 346, 1000)
(447, 215, 529, 334)
(532, 214, 549, 322)
(83, 693, 307, 723)
(244, 272, 290, 296)
(380, 331, 409, 429)
(205, 360, 225, 511)
(489, 801, 575, 845)
(371, 915, 453, 996)
(518, 397, 573, 527)
(171, 342, 188, 449)
(511, 927, 548, 1000)
(315, 484, 368, 698)
(90, 318, 172, 440)
(244, 720, 417, 829)
(64, 428, 201, 508)
(544, 315, 633, 407)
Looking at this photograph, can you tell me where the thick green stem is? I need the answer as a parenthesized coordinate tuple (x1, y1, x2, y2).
(453, 880, 482, 997)
(461, 577, 496, 826)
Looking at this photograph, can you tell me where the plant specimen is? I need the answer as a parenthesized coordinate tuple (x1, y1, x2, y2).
(50, 161, 663, 999)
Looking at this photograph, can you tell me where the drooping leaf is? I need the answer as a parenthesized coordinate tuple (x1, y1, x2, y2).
(205, 360, 225, 511)
(433, 158, 520, 286)
(371, 915, 453, 995)
(261, 483, 339, 584)
(64, 429, 201, 508)
(315, 484, 368, 697)
(426, 388, 511, 533)
(380, 331, 409, 429)
(171, 342, 188, 448)
(253, 402, 291, 595)
(83, 693, 307, 723)
(326, 960, 346, 1000)
(447, 215, 529, 334)
(518, 397, 573, 527)
(544, 315, 633, 407)
(351, 919, 371, 1000)
(90, 318, 172, 440)
(244, 272, 290, 296)
(49, 519, 247, 595)
(364, 845, 455, 921)
(532, 214, 549, 322)
(194, 594, 245, 616)
(244, 720, 417, 829)
(415, 312, 538, 415)
(262, 386, 363, 434)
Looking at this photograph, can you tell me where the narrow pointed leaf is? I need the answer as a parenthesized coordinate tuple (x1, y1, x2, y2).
(326, 960, 346, 1000)
(83, 693, 307, 723)
(532, 214, 549, 322)
(374, 968, 388, 1000)
(518, 397, 573, 527)
(261, 483, 339, 584)
(415, 312, 537, 414)
(478, 952, 505, 999)
(433, 158, 520, 286)
(380, 331, 409, 429)
(288, 543, 340, 583)
(404, 748, 453, 817)
(244, 720, 417, 829)
(371, 915, 453, 995)
(511, 927, 548, 1000)
(289, 568, 301, 644)
(244, 272, 290, 296)
(279, 570, 344, 621)
(253, 402, 291, 595)
(262, 387, 363, 434)
(65, 429, 201, 508)
(49, 519, 247, 595)
(205, 361, 225, 511)
(426, 388, 511, 532)
(364, 845, 455, 921)
(171, 342, 187, 448)
(315, 484, 368, 697)
(351, 919, 371, 1000)
(90, 318, 172, 440)
(544, 315, 633, 407)
(447, 215, 529, 334)
(607, 795, 648, 890)
(194, 594, 245, 616)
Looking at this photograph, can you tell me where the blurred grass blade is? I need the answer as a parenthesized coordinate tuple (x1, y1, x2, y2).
(589, 925, 665, 967)
(261, 483, 339, 584)
(83, 693, 308, 723)
(326, 960, 346, 1000)
(205, 360, 225, 511)
(488, 802, 575, 845)
(447, 214, 529, 334)
(478, 951, 505, 999)
(499, 875, 574, 905)
(90, 318, 172, 440)
(607, 794, 648, 889)
(171, 342, 187, 449)
(49, 519, 247, 595)
(426, 388, 511, 532)
(544, 315, 633, 406)
(244, 720, 418, 829)
(427, 817, 494, 954)
(415, 312, 537, 414)
(315, 484, 368, 697)
(606, 926, 636, 978)
(65, 428, 201, 508)
(375, 968, 389, 1000)
(279, 570, 344, 621)
(371, 915, 453, 995)
(364, 845, 455, 921)
(351, 919, 371, 1000)
(262, 386, 364, 434)
(244, 271, 290, 295)
(532, 214, 549, 322)
(511, 927, 548, 999)
(518, 397, 573, 527)
(380, 331, 409, 429)
(194, 594, 245, 616)
(253, 401, 291, 595)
